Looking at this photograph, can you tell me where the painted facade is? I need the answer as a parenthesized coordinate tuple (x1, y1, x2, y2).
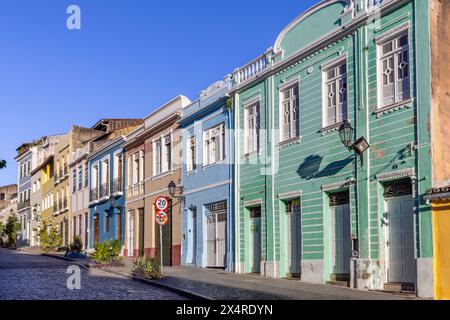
(122, 96, 190, 266)
(87, 120, 143, 249)
(122, 125, 146, 258)
(230, 0, 437, 298)
(0, 185, 17, 225)
(88, 138, 126, 248)
(178, 81, 235, 271)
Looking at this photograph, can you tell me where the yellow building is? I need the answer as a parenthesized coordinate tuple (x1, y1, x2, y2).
(39, 155, 55, 224)
(425, 189, 450, 300)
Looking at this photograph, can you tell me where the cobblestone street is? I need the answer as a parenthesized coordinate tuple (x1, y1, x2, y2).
(0, 248, 186, 300)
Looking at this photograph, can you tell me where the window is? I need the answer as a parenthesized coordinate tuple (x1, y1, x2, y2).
(163, 135, 172, 172)
(84, 165, 88, 187)
(91, 165, 99, 189)
(139, 151, 144, 182)
(133, 153, 139, 184)
(0, 193, 5, 201)
(73, 217, 76, 238)
(244, 102, 260, 154)
(378, 32, 410, 108)
(153, 135, 172, 176)
(280, 84, 300, 142)
(37, 179, 41, 191)
(204, 124, 225, 166)
(78, 215, 82, 236)
(323, 61, 347, 126)
(187, 137, 196, 172)
(72, 170, 77, 193)
(154, 140, 162, 176)
(78, 166, 83, 190)
(102, 160, 110, 195)
(127, 156, 133, 187)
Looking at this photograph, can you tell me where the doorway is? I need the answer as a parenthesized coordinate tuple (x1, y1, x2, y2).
(138, 208, 145, 257)
(128, 210, 135, 257)
(249, 206, 261, 274)
(284, 199, 301, 278)
(384, 180, 416, 284)
(93, 214, 100, 246)
(187, 207, 197, 265)
(205, 201, 227, 268)
(329, 191, 351, 280)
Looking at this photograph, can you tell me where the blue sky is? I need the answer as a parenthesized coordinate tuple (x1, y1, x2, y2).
(0, 0, 319, 185)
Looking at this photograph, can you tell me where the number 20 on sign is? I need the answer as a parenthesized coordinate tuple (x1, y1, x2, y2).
(154, 196, 170, 212)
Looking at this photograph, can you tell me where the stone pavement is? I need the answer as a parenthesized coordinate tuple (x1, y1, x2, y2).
(102, 257, 414, 300)
(0, 247, 186, 300)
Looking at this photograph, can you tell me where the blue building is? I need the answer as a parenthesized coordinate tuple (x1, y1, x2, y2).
(88, 137, 126, 249)
(179, 80, 234, 271)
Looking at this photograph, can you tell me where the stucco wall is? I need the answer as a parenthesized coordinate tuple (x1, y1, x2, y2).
(431, 0, 450, 188)
(432, 200, 450, 300)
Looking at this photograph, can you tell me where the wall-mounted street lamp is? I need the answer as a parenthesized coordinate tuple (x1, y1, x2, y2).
(338, 120, 370, 156)
(167, 180, 185, 207)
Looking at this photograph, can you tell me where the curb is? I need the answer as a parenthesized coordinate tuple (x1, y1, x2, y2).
(16, 248, 91, 270)
(41, 253, 91, 269)
(99, 267, 213, 300)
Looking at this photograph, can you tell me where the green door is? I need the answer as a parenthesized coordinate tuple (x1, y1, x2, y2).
(249, 207, 261, 273)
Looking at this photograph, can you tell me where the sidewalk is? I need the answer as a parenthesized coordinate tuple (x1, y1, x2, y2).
(15, 247, 416, 300)
(103, 258, 414, 300)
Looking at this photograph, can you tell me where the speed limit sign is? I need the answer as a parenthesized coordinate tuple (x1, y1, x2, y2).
(154, 196, 170, 212)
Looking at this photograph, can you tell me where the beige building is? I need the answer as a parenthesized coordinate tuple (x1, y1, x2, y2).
(123, 96, 190, 266)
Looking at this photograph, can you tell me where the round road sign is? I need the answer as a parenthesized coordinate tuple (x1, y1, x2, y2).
(154, 196, 170, 212)
(155, 211, 168, 226)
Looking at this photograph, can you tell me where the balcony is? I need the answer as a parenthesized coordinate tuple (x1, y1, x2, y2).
(90, 188, 99, 202)
(18, 199, 31, 211)
(127, 182, 143, 198)
(99, 183, 109, 199)
(366, 0, 385, 11)
(112, 177, 123, 195)
(232, 51, 271, 87)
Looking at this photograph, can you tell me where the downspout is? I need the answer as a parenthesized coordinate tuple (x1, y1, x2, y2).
(226, 97, 234, 272)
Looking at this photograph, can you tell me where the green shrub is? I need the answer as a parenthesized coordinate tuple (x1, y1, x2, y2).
(69, 236, 83, 253)
(91, 239, 122, 264)
(133, 256, 161, 279)
(36, 219, 63, 253)
(5, 214, 21, 247)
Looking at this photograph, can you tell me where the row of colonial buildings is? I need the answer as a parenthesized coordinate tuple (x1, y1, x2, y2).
(13, 0, 450, 299)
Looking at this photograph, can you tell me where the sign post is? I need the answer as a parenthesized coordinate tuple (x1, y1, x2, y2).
(154, 196, 170, 276)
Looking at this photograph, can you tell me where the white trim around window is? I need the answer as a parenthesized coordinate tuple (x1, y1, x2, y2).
(321, 54, 348, 128)
(376, 23, 411, 111)
(279, 79, 300, 144)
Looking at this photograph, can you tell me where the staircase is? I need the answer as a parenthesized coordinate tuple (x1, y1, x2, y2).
(326, 274, 350, 288)
(383, 283, 416, 294)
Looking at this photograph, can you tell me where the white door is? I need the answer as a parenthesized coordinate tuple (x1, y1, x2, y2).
(128, 212, 135, 257)
(187, 208, 197, 265)
(250, 215, 261, 273)
(206, 214, 216, 267)
(387, 196, 416, 283)
(286, 200, 301, 276)
(205, 203, 227, 268)
(331, 205, 351, 275)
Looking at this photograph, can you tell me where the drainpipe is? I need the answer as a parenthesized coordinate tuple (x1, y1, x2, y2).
(226, 96, 234, 273)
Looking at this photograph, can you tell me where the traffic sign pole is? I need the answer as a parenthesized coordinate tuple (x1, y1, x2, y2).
(160, 224, 163, 276)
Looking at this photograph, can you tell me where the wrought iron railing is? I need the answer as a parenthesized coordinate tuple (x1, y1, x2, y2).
(18, 199, 31, 211)
(112, 177, 123, 194)
(99, 183, 109, 198)
(90, 188, 99, 202)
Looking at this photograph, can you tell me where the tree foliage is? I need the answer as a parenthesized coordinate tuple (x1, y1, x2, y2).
(4, 214, 21, 247)
(0, 159, 6, 169)
(36, 219, 62, 253)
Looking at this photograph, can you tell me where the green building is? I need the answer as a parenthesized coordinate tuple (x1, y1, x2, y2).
(230, 0, 445, 298)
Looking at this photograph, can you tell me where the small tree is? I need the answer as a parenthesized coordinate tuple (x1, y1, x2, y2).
(0, 221, 5, 245)
(36, 219, 62, 253)
(4, 214, 21, 247)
